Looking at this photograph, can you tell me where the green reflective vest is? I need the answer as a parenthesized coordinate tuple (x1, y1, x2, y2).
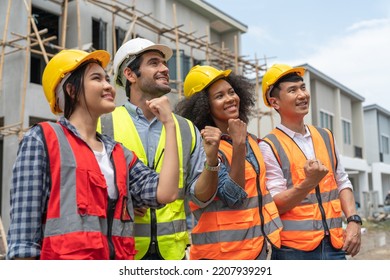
(98, 106, 195, 259)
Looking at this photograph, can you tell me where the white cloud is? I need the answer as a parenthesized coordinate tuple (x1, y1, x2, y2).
(295, 18, 390, 109)
(347, 18, 390, 31)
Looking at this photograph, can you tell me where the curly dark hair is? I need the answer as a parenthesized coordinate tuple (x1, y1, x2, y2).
(175, 73, 255, 130)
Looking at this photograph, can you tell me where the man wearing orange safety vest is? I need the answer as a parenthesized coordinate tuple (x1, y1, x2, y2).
(260, 64, 362, 260)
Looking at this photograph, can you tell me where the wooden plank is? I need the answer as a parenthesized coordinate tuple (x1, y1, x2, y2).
(0, 216, 7, 259)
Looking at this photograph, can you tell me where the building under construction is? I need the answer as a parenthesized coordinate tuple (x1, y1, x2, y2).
(2, 0, 390, 261)
(0, 0, 276, 247)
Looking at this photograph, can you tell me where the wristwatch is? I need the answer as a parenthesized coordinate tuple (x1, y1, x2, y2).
(204, 158, 221, 172)
(347, 214, 363, 225)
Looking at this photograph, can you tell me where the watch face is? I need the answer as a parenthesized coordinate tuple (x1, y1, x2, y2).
(348, 215, 362, 225)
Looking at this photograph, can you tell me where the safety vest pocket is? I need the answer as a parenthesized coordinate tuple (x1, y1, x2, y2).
(290, 165, 306, 184)
(43, 231, 108, 259)
(168, 199, 184, 214)
(112, 236, 137, 260)
(216, 209, 256, 252)
(76, 169, 108, 217)
(330, 199, 342, 214)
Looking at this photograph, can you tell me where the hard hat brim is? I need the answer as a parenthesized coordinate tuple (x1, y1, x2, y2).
(77, 49, 111, 69)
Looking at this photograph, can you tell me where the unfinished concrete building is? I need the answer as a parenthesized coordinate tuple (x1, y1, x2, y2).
(0, 0, 274, 245)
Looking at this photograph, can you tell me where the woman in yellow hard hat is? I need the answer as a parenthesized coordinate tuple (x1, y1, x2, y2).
(7, 49, 179, 260)
(175, 65, 282, 260)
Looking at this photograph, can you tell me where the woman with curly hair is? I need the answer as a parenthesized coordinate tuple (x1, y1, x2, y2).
(175, 65, 282, 260)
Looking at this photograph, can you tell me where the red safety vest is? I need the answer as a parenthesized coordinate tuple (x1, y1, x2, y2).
(263, 126, 343, 251)
(39, 122, 136, 259)
(189, 135, 282, 260)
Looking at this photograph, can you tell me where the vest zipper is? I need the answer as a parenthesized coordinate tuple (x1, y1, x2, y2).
(247, 143, 275, 249)
(107, 198, 117, 259)
(315, 186, 330, 235)
(146, 151, 164, 258)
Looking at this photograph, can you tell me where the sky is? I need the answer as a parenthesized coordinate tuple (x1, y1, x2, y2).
(205, 0, 390, 110)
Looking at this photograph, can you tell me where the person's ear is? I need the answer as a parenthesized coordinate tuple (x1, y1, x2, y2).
(269, 97, 279, 109)
(123, 67, 137, 83)
(65, 83, 75, 98)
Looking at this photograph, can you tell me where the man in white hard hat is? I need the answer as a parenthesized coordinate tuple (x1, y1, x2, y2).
(98, 38, 221, 260)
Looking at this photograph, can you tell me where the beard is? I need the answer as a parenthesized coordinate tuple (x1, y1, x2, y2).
(139, 78, 171, 98)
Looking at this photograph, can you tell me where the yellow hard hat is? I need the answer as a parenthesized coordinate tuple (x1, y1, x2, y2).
(262, 64, 305, 107)
(42, 49, 110, 114)
(183, 65, 232, 98)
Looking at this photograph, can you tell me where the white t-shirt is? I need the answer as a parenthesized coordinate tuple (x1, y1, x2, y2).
(93, 143, 118, 199)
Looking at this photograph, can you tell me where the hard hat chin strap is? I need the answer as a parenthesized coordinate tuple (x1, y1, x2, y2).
(117, 55, 137, 87)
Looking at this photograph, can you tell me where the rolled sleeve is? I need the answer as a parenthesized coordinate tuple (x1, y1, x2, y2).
(188, 129, 218, 207)
(128, 158, 164, 209)
(216, 163, 248, 208)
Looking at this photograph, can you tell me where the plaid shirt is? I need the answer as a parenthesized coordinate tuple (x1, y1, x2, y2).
(7, 117, 162, 259)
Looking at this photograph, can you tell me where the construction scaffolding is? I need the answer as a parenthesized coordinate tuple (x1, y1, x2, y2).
(0, 0, 274, 139)
(0, 216, 6, 259)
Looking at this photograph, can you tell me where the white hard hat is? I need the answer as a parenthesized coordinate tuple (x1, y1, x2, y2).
(113, 37, 173, 87)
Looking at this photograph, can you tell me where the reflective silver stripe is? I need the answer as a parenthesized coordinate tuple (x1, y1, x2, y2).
(301, 189, 339, 204)
(45, 214, 134, 238)
(191, 219, 281, 245)
(100, 113, 114, 138)
(264, 134, 294, 190)
(192, 225, 263, 245)
(112, 219, 134, 237)
(44, 214, 107, 236)
(192, 196, 262, 220)
(314, 127, 336, 174)
(135, 219, 187, 237)
(175, 115, 193, 178)
(319, 189, 339, 203)
(48, 123, 78, 217)
(282, 217, 342, 232)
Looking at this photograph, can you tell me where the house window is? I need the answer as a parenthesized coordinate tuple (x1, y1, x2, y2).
(320, 111, 333, 131)
(92, 18, 107, 50)
(342, 119, 351, 145)
(30, 6, 59, 84)
(167, 49, 191, 90)
(114, 27, 126, 51)
(381, 134, 389, 154)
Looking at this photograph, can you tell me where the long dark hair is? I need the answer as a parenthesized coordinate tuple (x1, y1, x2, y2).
(62, 60, 102, 119)
(175, 73, 255, 130)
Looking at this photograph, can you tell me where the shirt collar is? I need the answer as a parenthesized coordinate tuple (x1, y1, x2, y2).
(277, 123, 311, 138)
(124, 100, 143, 118)
(125, 100, 157, 123)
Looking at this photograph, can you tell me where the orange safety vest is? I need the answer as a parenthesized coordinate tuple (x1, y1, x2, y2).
(263, 125, 344, 251)
(39, 122, 137, 260)
(189, 135, 282, 260)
